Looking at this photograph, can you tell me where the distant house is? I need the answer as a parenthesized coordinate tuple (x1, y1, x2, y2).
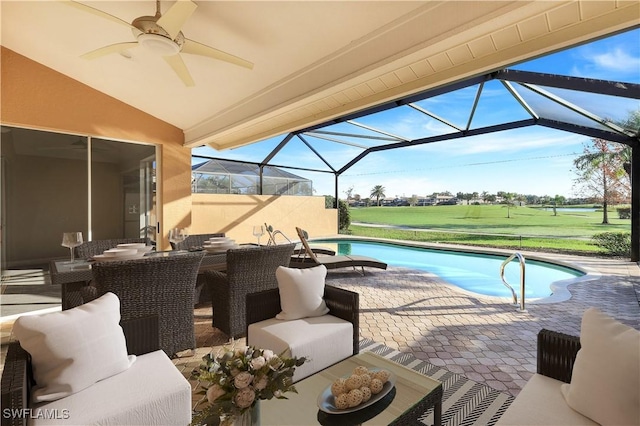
(191, 159, 313, 196)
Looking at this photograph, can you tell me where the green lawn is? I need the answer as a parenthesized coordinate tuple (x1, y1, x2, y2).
(347, 205, 631, 255)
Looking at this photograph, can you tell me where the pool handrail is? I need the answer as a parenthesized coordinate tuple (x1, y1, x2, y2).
(500, 252, 526, 311)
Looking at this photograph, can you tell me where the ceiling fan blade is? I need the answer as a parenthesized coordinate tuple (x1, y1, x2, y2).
(164, 54, 195, 87)
(157, 0, 198, 40)
(81, 42, 139, 60)
(63, 0, 136, 30)
(182, 39, 254, 70)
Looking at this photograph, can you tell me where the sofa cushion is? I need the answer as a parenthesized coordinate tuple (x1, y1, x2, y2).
(248, 315, 353, 382)
(560, 307, 640, 426)
(497, 374, 598, 425)
(12, 292, 135, 402)
(275, 265, 329, 320)
(30, 350, 192, 425)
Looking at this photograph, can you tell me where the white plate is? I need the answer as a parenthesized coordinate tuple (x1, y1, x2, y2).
(204, 239, 235, 246)
(208, 237, 229, 242)
(104, 248, 138, 257)
(117, 243, 147, 249)
(317, 370, 396, 414)
(204, 244, 238, 253)
(93, 253, 146, 262)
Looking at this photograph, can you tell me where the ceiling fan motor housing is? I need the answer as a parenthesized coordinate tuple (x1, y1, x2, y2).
(132, 16, 184, 55)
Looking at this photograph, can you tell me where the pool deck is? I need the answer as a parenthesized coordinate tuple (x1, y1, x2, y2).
(2, 245, 639, 402)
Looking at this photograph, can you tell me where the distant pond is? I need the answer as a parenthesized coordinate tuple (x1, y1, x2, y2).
(540, 208, 598, 212)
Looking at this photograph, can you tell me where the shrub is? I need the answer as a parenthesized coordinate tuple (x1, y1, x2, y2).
(617, 207, 631, 219)
(338, 200, 350, 232)
(591, 232, 631, 256)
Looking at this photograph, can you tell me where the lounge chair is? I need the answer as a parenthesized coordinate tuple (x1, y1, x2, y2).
(291, 227, 387, 274)
(264, 223, 336, 256)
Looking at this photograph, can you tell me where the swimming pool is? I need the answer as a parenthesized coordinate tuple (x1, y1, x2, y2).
(314, 239, 585, 300)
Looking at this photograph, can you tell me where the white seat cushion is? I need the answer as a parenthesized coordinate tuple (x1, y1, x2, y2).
(29, 350, 192, 426)
(248, 315, 353, 382)
(497, 374, 598, 426)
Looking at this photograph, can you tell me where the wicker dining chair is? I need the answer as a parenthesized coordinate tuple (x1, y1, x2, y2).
(76, 238, 148, 259)
(204, 243, 296, 338)
(170, 233, 225, 251)
(81, 252, 205, 357)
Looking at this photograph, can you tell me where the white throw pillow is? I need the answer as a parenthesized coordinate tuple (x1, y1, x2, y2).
(275, 265, 330, 320)
(12, 292, 136, 402)
(561, 307, 640, 426)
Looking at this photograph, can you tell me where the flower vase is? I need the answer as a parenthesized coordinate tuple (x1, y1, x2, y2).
(235, 401, 260, 426)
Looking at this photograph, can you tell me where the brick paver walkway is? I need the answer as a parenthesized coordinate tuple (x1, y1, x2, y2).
(180, 249, 639, 403)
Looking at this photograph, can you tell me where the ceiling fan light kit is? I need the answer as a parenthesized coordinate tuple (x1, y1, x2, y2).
(69, 0, 253, 86)
(137, 33, 180, 56)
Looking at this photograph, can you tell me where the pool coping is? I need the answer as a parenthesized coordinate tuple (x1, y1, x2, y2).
(308, 235, 602, 305)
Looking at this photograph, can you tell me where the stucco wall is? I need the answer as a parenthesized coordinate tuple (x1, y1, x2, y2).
(191, 194, 337, 244)
(0, 47, 190, 251)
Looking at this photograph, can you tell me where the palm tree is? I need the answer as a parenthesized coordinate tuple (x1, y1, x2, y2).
(370, 185, 386, 206)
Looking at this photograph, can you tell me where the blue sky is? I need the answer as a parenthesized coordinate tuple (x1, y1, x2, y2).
(194, 28, 639, 200)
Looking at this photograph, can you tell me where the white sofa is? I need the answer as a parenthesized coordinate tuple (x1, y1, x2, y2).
(3, 294, 192, 426)
(498, 308, 639, 426)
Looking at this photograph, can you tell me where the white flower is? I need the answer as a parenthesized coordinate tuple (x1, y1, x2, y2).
(262, 349, 275, 360)
(250, 356, 266, 370)
(234, 371, 253, 389)
(234, 345, 249, 357)
(206, 384, 225, 403)
(234, 387, 256, 409)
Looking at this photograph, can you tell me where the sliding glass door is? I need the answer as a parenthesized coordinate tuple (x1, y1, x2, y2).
(0, 126, 156, 270)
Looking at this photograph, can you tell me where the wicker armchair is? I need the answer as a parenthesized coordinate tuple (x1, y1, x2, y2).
(81, 252, 205, 356)
(76, 238, 148, 259)
(1, 315, 160, 426)
(170, 233, 225, 251)
(536, 328, 581, 383)
(246, 284, 360, 356)
(204, 244, 295, 338)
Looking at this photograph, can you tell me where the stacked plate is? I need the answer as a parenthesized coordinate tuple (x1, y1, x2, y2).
(202, 237, 238, 253)
(93, 243, 153, 261)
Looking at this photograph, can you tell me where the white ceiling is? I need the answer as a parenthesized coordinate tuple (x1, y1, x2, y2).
(1, 1, 638, 151)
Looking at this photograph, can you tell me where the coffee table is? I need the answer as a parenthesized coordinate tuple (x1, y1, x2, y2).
(261, 351, 442, 425)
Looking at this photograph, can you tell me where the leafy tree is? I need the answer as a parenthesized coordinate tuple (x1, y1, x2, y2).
(551, 194, 566, 216)
(502, 192, 516, 218)
(573, 139, 629, 224)
(370, 185, 386, 206)
(344, 185, 354, 204)
(324, 195, 335, 208)
(408, 195, 419, 206)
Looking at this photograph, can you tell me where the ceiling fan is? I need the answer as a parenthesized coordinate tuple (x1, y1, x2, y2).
(66, 0, 254, 86)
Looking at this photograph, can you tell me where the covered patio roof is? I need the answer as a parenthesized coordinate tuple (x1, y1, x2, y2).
(197, 64, 640, 260)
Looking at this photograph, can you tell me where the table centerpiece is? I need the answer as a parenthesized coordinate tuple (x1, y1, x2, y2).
(191, 341, 307, 426)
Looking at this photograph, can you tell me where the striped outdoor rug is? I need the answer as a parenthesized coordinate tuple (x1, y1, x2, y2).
(360, 338, 514, 426)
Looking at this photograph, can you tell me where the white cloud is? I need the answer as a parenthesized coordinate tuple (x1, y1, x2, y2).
(591, 47, 640, 73)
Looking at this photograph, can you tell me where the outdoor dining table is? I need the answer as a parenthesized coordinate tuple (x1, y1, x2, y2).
(50, 250, 227, 310)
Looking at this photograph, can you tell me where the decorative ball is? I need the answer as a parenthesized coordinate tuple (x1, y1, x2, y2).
(369, 378, 384, 394)
(359, 373, 372, 387)
(374, 369, 391, 384)
(353, 365, 369, 376)
(345, 374, 363, 390)
(331, 378, 347, 396)
(347, 388, 364, 407)
(334, 393, 349, 409)
(360, 386, 372, 402)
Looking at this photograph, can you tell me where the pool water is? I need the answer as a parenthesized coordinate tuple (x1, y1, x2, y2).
(315, 240, 584, 300)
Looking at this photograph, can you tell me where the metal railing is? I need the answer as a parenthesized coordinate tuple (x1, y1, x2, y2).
(500, 252, 526, 311)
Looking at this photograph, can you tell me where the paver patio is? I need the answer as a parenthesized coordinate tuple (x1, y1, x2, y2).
(176, 249, 640, 407)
